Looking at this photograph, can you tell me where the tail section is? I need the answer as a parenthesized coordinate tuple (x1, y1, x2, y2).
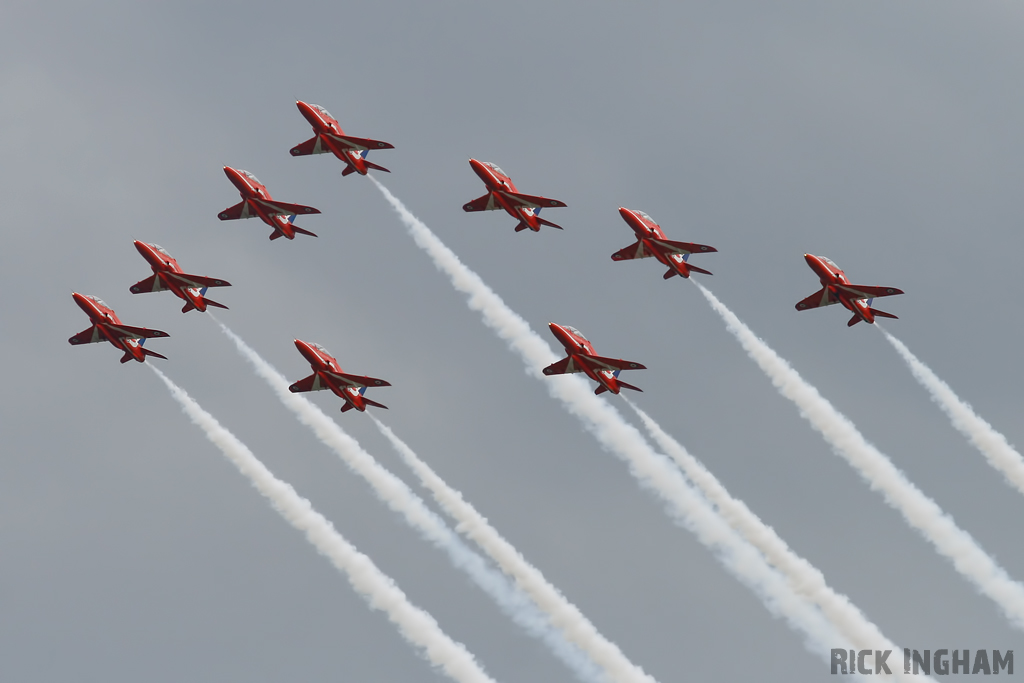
(342, 165, 358, 177)
(120, 346, 167, 363)
(514, 221, 534, 232)
(870, 308, 898, 320)
(535, 216, 563, 230)
(616, 380, 643, 393)
(361, 397, 389, 410)
(363, 160, 390, 173)
(291, 226, 318, 237)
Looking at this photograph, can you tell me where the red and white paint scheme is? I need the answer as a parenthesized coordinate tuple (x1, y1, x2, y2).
(290, 101, 394, 177)
(796, 254, 904, 327)
(462, 159, 567, 232)
(611, 208, 717, 279)
(542, 323, 646, 395)
(288, 340, 391, 413)
(68, 293, 170, 363)
(129, 241, 231, 313)
(218, 167, 321, 241)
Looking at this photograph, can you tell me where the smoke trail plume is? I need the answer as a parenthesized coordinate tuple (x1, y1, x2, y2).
(372, 417, 661, 683)
(626, 401, 900, 655)
(694, 282, 1024, 630)
(149, 366, 496, 683)
(214, 321, 604, 683)
(370, 177, 850, 659)
(881, 329, 1024, 497)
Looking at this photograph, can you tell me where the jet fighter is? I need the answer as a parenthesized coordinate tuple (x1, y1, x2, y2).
(542, 323, 646, 395)
(288, 340, 391, 413)
(462, 159, 566, 232)
(289, 101, 394, 176)
(218, 167, 321, 240)
(130, 241, 231, 313)
(68, 293, 169, 363)
(611, 208, 717, 279)
(796, 254, 904, 327)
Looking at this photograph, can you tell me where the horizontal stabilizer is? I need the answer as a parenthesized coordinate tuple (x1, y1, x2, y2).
(291, 226, 317, 238)
(663, 268, 680, 280)
(142, 347, 168, 361)
(361, 397, 389, 410)
(181, 297, 228, 313)
(616, 380, 643, 393)
(847, 314, 862, 327)
(686, 263, 713, 276)
(870, 307, 898, 320)
(342, 165, 358, 177)
(363, 160, 390, 174)
(514, 221, 533, 232)
(536, 216, 563, 230)
(340, 402, 356, 413)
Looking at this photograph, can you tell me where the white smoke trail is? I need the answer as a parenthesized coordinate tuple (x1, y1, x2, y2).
(694, 282, 1024, 630)
(370, 177, 851, 660)
(881, 328, 1024, 497)
(371, 417, 661, 683)
(148, 366, 496, 683)
(214, 322, 605, 683)
(626, 401, 900, 655)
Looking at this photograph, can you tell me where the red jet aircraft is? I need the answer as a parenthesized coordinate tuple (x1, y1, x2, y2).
(130, 241, 231, 313)
(289, 101, 394, 176)
(68, 293, 169, 363)
(796, 254, 904, 327)
(218, 167, 321, 240)
(288, 340, 391, 413)
(542, 323, 646, 395)
(462, 159, 566, 232)
(611, 208, 717, 279)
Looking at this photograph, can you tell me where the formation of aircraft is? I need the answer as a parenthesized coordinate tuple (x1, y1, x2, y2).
(796, 254, 904, 327)
(68, 293, 169, 363)
(611, 207, 717, 279)
(288, 340, 391, 413)
(290, 101, 394, 177)
(69, 99, 906, 388)
(463, 159, 567, 232)
(218, 166, 321, 240)
(543, 323, 646, 395)
(130, 241, 231, 313)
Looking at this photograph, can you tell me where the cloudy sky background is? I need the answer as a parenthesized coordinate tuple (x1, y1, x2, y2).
(3, 1, 1024, 681)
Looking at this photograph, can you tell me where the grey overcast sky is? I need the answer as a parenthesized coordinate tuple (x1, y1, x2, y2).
(3, 1, 1024, 681)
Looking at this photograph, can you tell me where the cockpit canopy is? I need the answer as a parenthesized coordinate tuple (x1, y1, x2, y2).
(565, 325, 587, 341)
(86, 295, 108, 308)
(151, 244, 170, 256)
(313, 104, 334, 121)
(241, 170, 261, 186)
(636, 210, 656, 224)
(312, 342, 330, 355)
(821, 256, 839, 269)
(485, 162, 506, 176)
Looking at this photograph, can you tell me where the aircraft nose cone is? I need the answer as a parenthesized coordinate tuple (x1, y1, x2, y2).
(618, 207, 631, 218)
(804, 253, 816, 265)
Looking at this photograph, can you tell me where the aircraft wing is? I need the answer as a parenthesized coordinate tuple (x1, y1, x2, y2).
(542, 357, 584, 375)
(500, 191, 567, 209)
(463, 193, 502, 212)
(795, 287, 839, 311)
(218, 201, 249, 221)
(583, 355, 646, 372)
(650, 239, 717, 256)
(290, 136, 331, 156)
(611, 241, 654, 261)
(68, 325, 103, 345)
(168, 273, 232, 289)
(289, 373, 328, 393)
(130, 274, 168, 294)
(253, 198, 321, 217)
(325, 371, 391, 389)
(324, 133, 394, 151)
(107, 324, 170, 340)
(834, 284, 904, 300)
